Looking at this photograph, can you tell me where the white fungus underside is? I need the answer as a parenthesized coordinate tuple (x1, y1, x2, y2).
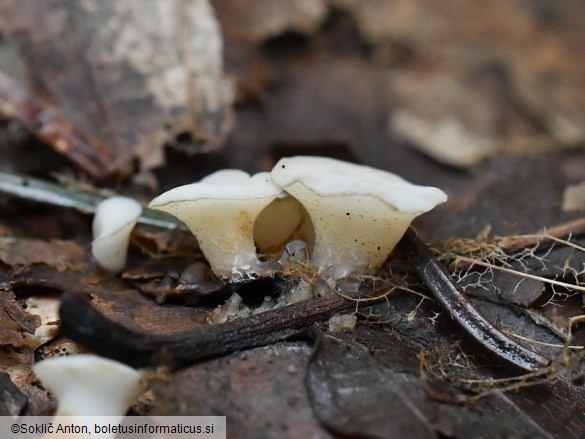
(282, 181, 418, 278)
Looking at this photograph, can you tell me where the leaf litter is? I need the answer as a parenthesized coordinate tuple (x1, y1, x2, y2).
(0, 0, 584, 436)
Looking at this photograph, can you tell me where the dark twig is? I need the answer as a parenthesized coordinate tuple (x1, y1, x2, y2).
(398, 228, 551, 373)
(59, 292, 359, 368)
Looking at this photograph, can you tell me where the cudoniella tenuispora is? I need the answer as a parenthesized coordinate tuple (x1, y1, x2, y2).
(270, 156, 447, 278)
(92, 196, 142, 272)
(33, 355, 145, 416)
(146, 157, 447, 281)
(149, 170, 289, 281)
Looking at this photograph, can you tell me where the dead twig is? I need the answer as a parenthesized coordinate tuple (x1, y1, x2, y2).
(399, 228, 550, 372)
(58, 291, 366, 368)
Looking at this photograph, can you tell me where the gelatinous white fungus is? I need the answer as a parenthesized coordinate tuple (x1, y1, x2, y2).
(33, 355, 145, 416)
(271, 156, 447, 278)
(92, 196, 142, 272)
(149, 170, 285, 281)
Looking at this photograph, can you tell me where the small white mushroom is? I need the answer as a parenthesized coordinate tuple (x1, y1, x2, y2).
(92, 196, 142, 272)
(149, 170, 286, 281)
(33, 354, 145, 416)
(271, 156, 447, 278)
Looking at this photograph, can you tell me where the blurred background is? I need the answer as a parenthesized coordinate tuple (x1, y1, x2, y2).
(0, 0, 584, 238)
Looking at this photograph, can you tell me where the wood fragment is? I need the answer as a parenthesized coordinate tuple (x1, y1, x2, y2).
(58, 291, 359, 368)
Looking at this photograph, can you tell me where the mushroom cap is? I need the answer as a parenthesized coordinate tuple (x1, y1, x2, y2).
(33, 355, 145, 416)
(271, 156, 447, 213)
(92, 196, 142, 272)
(149, 170, 285, 280)
(149, 170, 283, 207)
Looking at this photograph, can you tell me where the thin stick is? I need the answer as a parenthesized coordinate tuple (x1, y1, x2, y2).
(59, 291, 364, 368)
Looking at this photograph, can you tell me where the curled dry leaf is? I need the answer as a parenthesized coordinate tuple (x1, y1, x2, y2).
(0, 238, 87, 272)
(0, 70, 116, 178)
(0, 0, 234, 176)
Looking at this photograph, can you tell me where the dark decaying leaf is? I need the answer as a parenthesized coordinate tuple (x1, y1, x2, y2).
(151, 342, 333, 439)
(307, 332, 436, 439)
(1, 264, 90, 296)
(0, 0, 234, 176)
(506, 376, 585, 438)
(0, 371, 28, 416)
(306, 330, 560, 438)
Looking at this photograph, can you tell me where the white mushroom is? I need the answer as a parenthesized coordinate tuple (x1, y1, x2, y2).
(92, 196, 142, 272)
(33, 355, 145, 416)
(271, 156, 447, 278)
(149, 170, 287, 281)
